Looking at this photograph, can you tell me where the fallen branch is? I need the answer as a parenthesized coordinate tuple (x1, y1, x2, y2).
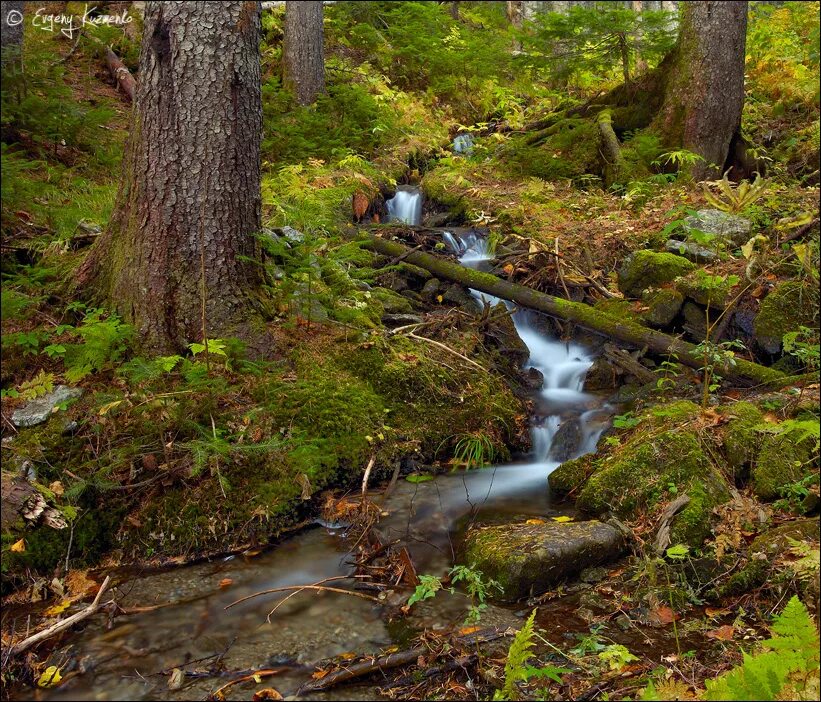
(297, 627, 510, 694)
(654, 494, 691, 555)
(208, 668, 285, 700)
(104, 47, 136, 102)
(364, 236, 785, 387)
(224, 583, 380, 612)
(602, 343, 657, 385)
(406, 332, 487, 372)
(8, 576, 111, 657)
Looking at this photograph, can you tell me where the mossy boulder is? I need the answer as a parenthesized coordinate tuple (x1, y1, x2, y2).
(720, 402, 766, 472)
(549, 454, 596, 495)
(569, 401, 731, 547)
(370, 287, 414, 315)
(641, 288, 684, 327)
(752, 423, 820, 500)
(753, 281, 819, 354)
(683, 209, 752, 247)
(676, 270, 738, 309)
(463, 519, 626, 601)
(617, 251, 695, 297)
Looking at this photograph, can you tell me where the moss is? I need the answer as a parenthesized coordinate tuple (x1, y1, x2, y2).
(549, 454, 596, 495)
(676, 270, 737, 309)
(752, 425, 820, 500)
(593, 299, 646, 325)
(617, 251, 695, 297)
(647, 400, 702, 425)
(753, 281, 819, 353)
(370, 286, 414, 314)
(720, 402, 765, 471)
(641, 288, 684, 327)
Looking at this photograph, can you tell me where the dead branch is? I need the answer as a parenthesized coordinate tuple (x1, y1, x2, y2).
(8, 576, 112, 657)
(105, 47, 136, 102)
(224, 583, 380, 612)
(654, 494, 691, 555)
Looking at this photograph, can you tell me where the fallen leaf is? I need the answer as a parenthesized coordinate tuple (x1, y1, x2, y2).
(526, 518, 545, 525)
(64, 570, 97, 598)
(706, 624, 735, 641)
(551, 516, 574, 523)
(49, 481, 64, 497)
(168, 667, 185, 690)
(650, 605, 677, 626)
(253, 690, 283, 701)
(338, 652, 357, 661)
(458, 626, 482, 635)
(218, 578, 233, 589)
(43, 600, 71, 617)
(705, 607, 730, 618)
(311, 669, 330, 680)
(10, 539, 25, 553)
(37, 666, 62, 688)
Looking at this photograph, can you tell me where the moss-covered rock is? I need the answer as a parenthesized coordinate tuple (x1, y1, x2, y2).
(549, 454, 596, 495)
(641, 288, 684, 327)
(676, 270, 738, 309)
(370, 286, 414, 314)
(617, 251, 695, 297)
(568, 401, 731, 547)
(720, 402, 766, 472)
(752, 423, 820, 500)
(463, 519, 626, 601)
(753, 281, 819, 354)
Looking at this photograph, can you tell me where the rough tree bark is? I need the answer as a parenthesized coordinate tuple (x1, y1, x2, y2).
(654, 1, 748, 179)
(507, 0, 524, 50)
(77, 1, 266, 355)
(283, 0, 325, 106)
(1, 0, 25, 64)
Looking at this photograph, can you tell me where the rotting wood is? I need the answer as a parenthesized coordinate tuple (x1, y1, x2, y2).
(654, 494, 692, 555)
(602, 343, 657, 385)
(597, 110, 625, 189)
(8, 576, 112, 657)
(364, 236, 785, 387)
(297, 627, 511, 694)
(104, 47, 136, 102)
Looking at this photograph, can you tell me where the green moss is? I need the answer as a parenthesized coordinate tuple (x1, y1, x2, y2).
(641, 288, 684, 327)
(752, 425, 820, 500)
(549, 454, 596, 495)
(370, 286, 414, 314)
(617, 251, 695, 297)
(500, 120, 600, 182)
(753, 281, 819, 353)
(720, 402, 765, 471)
(593, 299, 646, 325)
(675, 270, 738, 309)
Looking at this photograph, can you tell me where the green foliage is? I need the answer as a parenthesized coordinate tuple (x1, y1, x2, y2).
(702, 172, 768, 214)
(653, 149, 705, 170)
(598, 644, 639, 671)
(406, 564, 501, 625)
(407, 574, 444, 608)
(451, 432, 497, 470)
(703, 596, 820, 700)
(495, 610, 538, 701)
(612, 412, 642, 430)
(59, 308, 134, 382)
(783, 326, 820, 372)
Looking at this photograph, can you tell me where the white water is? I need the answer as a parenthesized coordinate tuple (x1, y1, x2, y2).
(386, 187, 423, 225)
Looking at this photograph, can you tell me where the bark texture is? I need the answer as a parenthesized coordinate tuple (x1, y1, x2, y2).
(78, 1, 265, 354)
(1, 0, 24, 62)
(655, 1, 748, 179)
(283, 0, 324, 106)
(366, 236, 784, 387)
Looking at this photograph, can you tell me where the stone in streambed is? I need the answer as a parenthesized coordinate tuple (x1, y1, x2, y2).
(548, 418, 583, 462)
(463, 520, 625, 602)
(11, 386, 83, 428)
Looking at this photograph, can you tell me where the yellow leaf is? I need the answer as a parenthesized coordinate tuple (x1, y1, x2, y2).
(552, 516, 574, 523)
(49, 480, 64, 497)
(436, 295, 443, 303)
(37, 666, 62, 688)
(43, 600, 71, 617)
(526, 518, 545, 525)
(10, 539, 26, 553)
(98, 400, 123, 416)
(253, 674, 263, 683)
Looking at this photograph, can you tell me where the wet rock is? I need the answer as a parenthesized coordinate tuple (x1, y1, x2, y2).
(523, 367, 544, 391)
(665, 239, 718, 263)
(682, 301, 708, 340)
(484, 302, 529, 367)
(753, 281, 818, 354)
(442, 284, 480, 313)
(684, 209, 752, 247)
(583, 357, 620, 392)
(423, 211, 453, 228)
(382, 313, 424, 328)
(617, 251, 695, 297)
(11, 385, 83, 428)
(464, 520, 626, 602)
(420, 278, 441, 300)
(548, 418, 583, 463)
(641, 288, 684, 327)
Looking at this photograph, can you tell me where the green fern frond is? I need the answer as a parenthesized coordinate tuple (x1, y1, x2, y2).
(496, 610, 538, 701)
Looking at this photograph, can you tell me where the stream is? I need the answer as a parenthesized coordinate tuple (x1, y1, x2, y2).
(30, 188, 615, 701)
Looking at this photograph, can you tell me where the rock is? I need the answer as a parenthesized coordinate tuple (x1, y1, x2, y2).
(421, 278, 441, 300)
(549, 454, 595, 495)
(523, 367, 544, 391)
(752, 425, 820, 501)
(442, 284, 480, 313)
(720, 402, 765, 471)
(641, 288, 684, 327)
(549, 418, 583, 462)
(583, 357, 620, 392)
(453, 133, 475, 154)
(684, 209, 752, 247)
(682, 301, 708, 340)
(11, 386, 83, 428)
(423, 212, 453, 228)
(463, 520, 626, 601)
(277, 225, 304, 243)
(753, 281, 819, 354)
(579, 566, 608, 583)
(484, 302, 529, 368)
(732, 297, 758, 337)
(382, 313, 424, 328)
(676, 270, 737, 309)
(617, 251, 695, 298)
(665, 239, 719, 263)
(371, 287, 414, 315)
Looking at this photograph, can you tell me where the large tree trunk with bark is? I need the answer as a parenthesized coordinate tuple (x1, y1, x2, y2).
(654, 1, 748, 179)
(77, 1, 265, 355)
(283, 0, 325, 106)
(366, 236, 785, 387)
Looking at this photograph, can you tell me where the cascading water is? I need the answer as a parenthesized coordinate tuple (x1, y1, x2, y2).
(385, 187, 423, 226)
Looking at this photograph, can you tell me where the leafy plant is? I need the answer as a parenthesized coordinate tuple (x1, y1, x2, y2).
(702, 596, 820, 700)
(612, 412, 642, 430)
(406, 564, 501, 625)
(653, 149, 705, 170)
(693, 339, 746, 408)
(598, 643, 639, 671)
(783, 326, 820, 372)
(407, 574, 443, 608)
(452, 432, 497, 470)
(702, 171, 768, 214)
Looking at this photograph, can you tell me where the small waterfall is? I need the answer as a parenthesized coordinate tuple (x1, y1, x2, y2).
(444, 230, 607, 469)
(385, 187, 423, 226)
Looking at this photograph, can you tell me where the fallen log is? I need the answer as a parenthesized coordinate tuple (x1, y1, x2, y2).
(104, 47, 136, 102)
(364, 236, 784, 387)
(297, 627, 509, 694)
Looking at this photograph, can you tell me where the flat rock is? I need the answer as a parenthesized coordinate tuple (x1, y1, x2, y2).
(463, 520, 625, 602)
(382, 313, 424, 327)
(684, 209, 751, 246)
(11, 386, 83, 428)
(665, 239, 718, 263)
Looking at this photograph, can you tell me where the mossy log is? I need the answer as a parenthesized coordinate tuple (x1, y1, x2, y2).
(365, 236, 784, 387)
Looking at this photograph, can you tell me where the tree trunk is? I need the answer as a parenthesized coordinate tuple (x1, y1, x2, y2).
(283, 0, 324, 106)
(1, 0, 24, 64)
(77, 1, 265, 355)
(365, 236, 784, 387)
(654, 1, 747, 179)
(632, 0, 647, 73)
(450, 2, 460, 20)
(507, 0, 524, 51)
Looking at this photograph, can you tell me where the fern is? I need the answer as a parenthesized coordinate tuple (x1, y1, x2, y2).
(16, 370, 55, 400)
(702, 171, 768, 214)
(495, 610, 538, 701)
(703, 596, 820, 700)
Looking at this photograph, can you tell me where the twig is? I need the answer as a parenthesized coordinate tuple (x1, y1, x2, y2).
(361, 455, 375, 495)
(554, 237, 572, 300)
(224, 584, 380, 612)
(265, 575, 372, 622)
(8, 576, 111, 656)
(209, 668, 286, 699)
(406, 332, 487, 372)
